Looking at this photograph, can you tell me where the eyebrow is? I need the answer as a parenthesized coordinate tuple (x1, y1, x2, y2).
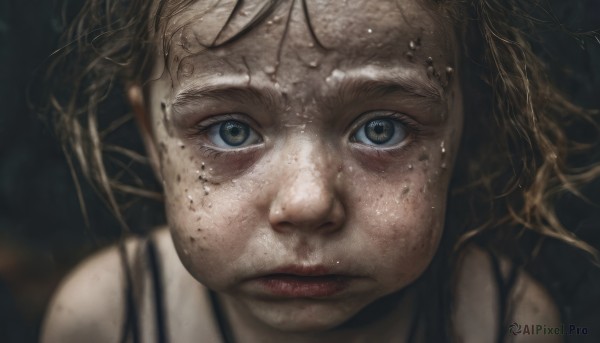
(333, 74, 444, 108)
(171, 83, 282, 116)
(171, 72, 445, 117)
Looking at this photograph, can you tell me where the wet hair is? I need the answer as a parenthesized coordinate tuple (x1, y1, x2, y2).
(44, 0, 600, 341)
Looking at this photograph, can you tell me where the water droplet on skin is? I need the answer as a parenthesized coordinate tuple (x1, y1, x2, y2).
(408, 164, 413, 170)
(445, 66, 454, 76)
(367, 28, 373, 33)
(336, 261, 340, 264)
(405, 51, 414, 62)
(267, 20, 273, 25)
(308, 60, 319, 68)
(307, 42, 315, 48)
(441, 163, 447, 169)
(264, 65, 276, 74)
(427, 66, 435, 78)
(326, 69, 345, 83)
(426, 56, 433, 65)
(409, 40, 416, 50)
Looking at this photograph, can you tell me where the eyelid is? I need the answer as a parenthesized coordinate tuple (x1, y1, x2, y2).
(183, 113, 264, 154)
(186, 113, 261, 136)
(348, 111, 422, 141)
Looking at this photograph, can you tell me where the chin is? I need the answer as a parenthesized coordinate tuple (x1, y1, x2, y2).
(251, 300, 361, 333)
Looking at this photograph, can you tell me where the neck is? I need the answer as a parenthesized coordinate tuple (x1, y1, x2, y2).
(218, 287, 418, 343)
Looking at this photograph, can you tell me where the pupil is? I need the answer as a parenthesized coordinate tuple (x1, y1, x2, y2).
(220, 120, 249, 146)
(365, 119, 394, 144)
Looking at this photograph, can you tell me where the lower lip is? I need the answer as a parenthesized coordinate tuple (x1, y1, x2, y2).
(256, 275, 351, 298)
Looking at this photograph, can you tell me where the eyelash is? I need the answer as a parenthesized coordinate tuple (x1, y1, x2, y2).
(350, 112, 424, 146)
(188, 112, 425, 159)
(187, 114, 261, 159)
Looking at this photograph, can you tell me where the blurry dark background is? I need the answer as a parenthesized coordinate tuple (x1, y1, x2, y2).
(0, 0, 599, 342)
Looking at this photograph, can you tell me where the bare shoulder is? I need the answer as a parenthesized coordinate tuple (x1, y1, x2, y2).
(453, 245, 562, 343)
(40, 237, 137, 343)
(41, 228, 220, 343)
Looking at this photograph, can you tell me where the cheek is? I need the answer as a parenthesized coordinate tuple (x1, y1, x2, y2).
(158, 146, 247, 283)
(351, 165, 448, 285)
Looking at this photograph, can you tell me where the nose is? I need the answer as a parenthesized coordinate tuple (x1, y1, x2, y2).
(268, 142, 345, 234)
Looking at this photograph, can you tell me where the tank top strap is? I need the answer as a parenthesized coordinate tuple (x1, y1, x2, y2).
(119, 236, 169, 343)
(208, 289, 235, 343)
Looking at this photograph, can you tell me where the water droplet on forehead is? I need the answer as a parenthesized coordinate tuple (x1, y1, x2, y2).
(325, 69, 345, 84)
(367, 28, 373, 33)
(308, 60, 319, 68)
(264, 65, 276, 74)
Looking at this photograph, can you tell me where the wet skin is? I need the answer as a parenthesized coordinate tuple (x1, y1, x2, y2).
(145, 0, 463, 338)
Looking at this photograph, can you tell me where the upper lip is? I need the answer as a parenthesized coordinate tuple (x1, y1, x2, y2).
(260, 265, 341, 277)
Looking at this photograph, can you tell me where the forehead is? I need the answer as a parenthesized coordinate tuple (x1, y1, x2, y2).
(160, 0, 457, 87)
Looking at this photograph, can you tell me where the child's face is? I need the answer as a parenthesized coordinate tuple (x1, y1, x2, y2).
(146, 0, 462, 331)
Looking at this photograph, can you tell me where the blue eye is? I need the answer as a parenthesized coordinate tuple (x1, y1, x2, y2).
(207, 120, 261, 148)
(353, 118, 407, 147)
